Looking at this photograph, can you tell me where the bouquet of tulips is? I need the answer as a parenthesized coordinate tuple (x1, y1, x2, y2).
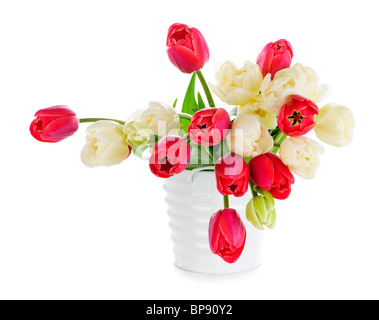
(30, 23, 354, 264)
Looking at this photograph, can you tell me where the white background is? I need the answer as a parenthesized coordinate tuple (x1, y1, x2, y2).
(0, 0, 378, 300)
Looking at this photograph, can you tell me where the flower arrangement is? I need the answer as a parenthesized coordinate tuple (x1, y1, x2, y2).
(30, 23, 354, 265)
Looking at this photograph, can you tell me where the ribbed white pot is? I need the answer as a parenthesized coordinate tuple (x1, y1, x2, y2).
(163, 169, 263, 274)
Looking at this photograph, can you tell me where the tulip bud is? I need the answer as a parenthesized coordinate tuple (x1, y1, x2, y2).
(314, 103, 355, 147)
(215, 153, 250, 197)
(149, 136, 190, 178)
(249, 153, 295, 200)
(277, 95, 318, 136)
(124, 120, 154, 149)
(209, 208, 246, 264)
(188, 108, 231, 146)
(256, 39, 293, 79)
(81, 121, 132, 168)
(246, 190, 276, 230)
(166, 23, 210, 74)
(30, 105, 79, 143)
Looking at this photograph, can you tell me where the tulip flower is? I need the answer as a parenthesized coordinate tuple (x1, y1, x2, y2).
(277, 95, 319, 136)
(166, 23, 210, 74)
(246, 190, 276, 230)
(227, 114, 273, 158)
(256, 39, 293, 79)
(257, 63, 331, 115)
(137, 101, 181, 137)
(30, 105, 79, 143)
(188, 108, 231, 146)
(209, 208, 246, 264)
(249, 153, 295, 200)
(314, 103, 355, 147)
(81, 121, 132, 168)
(279, 136, 324, 180)
(238, 100, 278, 130)
(210, 61, 263, 106)
(149, 136, 190, 178)
(215, 153, 250, 197)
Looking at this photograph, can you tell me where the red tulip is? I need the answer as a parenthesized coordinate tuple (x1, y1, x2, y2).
(256, 39, 293, 79)
(166, 23, 210, 74)
(249, 153, 295, 200)
(215, 153, 249, 197)
(188, 108, 231, 146)
(209, 208, 246, 264)
(30, 106, 79, 143)
(149, 136, 190, 178)
(277, 95, 319, 136)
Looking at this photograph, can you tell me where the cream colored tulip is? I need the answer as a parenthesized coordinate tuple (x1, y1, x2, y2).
(279, 136, 324, 179)
(237, 100, 278, 129)
(227, 114, 273, 158)
(257, 63, 331, 115)
(137, 101, 180, 137)
(314, 103, 354, 147)
(81, 121, 131, 168)
(210, 61, 263, 106)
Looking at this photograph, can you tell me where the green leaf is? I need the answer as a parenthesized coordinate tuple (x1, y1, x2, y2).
(180, 73, 197, 133)
(197, 92, 206, 110)
(189, 93, 206, 114)
(172, 98, 178, 109)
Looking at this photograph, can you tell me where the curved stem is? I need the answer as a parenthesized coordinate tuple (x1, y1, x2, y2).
(178, 113, 193, 121)
(223, 195, 230, 209)
(79, 118, 125, 125)
(196, 70, 216, 108)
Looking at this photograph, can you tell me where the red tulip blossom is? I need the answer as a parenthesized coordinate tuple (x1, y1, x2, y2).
(149, 136, 190, 178)
(188, 108, 231, 146)
(209, 208, 246, 264)
(215, 153, 249, 197)
(256, 39, 293, 79)
(249, 153, 295, 200)
(30, 106, 79, 143)
(277, 95, 319, 136)
(166, 23, 210, 74)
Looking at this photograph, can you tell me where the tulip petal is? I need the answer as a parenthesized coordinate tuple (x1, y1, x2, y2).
(249, 154, 275, 191)
(42, 116, 79, 142)
(267, 153, 295, 184)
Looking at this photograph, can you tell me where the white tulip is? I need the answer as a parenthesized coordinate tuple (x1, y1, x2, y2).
(257, 63, 331, 115)
(210, 61, 263, 106)
(314, 103, 354, 147)
(279, 136, 324, 179)
(137, 101, 180, 137)
(227, 114, 273, 158)
(81, 121, 131, 168)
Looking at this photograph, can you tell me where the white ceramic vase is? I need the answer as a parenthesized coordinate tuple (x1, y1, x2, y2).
(163, 169, 263, 274)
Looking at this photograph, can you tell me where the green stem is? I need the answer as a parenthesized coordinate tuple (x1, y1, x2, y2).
(79, 118, 125, 125)
(196, 70, 216, 108)
(271, 131, 287, 154)
(249, 179, 258, 197)
(223, 195, 230, 209)
(202, 146, 215, 165)
(178, 113, 193, 121)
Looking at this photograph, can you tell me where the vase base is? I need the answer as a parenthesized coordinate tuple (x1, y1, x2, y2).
(173, 260, 262, 275)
